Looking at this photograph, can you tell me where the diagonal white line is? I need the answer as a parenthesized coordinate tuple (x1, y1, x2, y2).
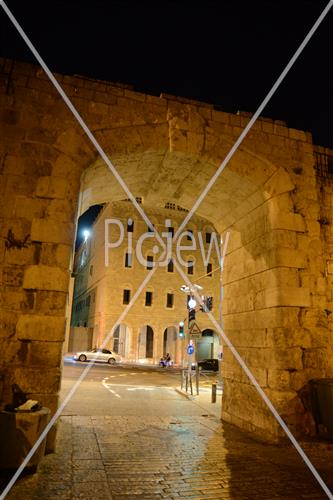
(0, 1, 166, 251)
(0, 265, 158, 499)
(174, 0, 333, 241)
(172, 257, 333, 499)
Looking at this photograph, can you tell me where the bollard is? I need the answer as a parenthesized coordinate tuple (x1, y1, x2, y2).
(211, 383, 217, 403)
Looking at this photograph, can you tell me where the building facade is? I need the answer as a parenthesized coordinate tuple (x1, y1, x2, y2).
(70, 200, 222, 365)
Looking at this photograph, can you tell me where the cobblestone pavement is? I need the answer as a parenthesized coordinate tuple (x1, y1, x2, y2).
(2, 413, 333, 500)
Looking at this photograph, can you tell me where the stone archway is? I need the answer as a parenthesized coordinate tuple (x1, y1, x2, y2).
(163, 326, 177, 361)
(138, 325, 154, 360)
(1, 58, 332, 444)
(112, 324, 130, 358)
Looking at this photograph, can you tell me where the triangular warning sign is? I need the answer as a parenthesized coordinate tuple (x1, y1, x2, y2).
(189, 322, 201, 335)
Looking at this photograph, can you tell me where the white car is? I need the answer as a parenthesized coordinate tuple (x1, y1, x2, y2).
(73, 348, 121, 365)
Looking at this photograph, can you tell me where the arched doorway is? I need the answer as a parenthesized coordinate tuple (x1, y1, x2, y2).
(197, 329, 220, 361)
(163, 326, 177, 361)
(113, 324, 130, 357)
(138, 325, 154, 360)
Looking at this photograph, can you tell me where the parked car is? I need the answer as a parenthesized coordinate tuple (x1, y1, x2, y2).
(192, 358, 219, 371)
(73, 348, 121, 365)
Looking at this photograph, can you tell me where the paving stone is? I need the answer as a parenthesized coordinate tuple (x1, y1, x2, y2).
(2, 415, 333, 499)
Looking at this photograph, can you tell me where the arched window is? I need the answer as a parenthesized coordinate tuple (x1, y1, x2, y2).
(146, 326, 154, 358)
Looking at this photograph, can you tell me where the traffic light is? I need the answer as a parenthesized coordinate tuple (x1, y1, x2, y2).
(188, 308, 196, 323)
(200, 296, 213, 312)
(178, 321, 185, 338)
(206, 296, 213, 311)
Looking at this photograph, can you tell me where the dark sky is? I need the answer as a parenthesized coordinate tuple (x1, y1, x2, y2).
(1, 0, 332, 146)
(1, 0, 332, 243)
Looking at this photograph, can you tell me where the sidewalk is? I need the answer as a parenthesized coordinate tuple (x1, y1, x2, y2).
(175, 382, 223, 420)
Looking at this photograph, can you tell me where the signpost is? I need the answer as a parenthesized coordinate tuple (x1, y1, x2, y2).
(179, 283, 203, 396)
(187, 344, 194, 355)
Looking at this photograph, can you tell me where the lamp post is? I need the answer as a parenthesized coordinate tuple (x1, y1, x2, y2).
(179, 284, 202, 394)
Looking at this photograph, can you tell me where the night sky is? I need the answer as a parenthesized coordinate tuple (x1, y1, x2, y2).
(1, 0, 332, 244)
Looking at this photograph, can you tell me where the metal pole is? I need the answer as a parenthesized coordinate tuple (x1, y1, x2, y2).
(212, 383, 217, 403)
(195, 338, 199, 395)
(219, 235, 224, 344)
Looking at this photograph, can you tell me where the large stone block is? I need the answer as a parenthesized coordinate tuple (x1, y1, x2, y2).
(29, 341, 63, 367)
(271, 248, 306, 268)
(222, 380, 282, 440)
(31, 218, 74, 245)
(223, 360, 267, 387)
(35, 291, 67, 315)
(263, 286, 310, 308)
(14, 196, 48, 219)
(267, 369, 291, 390)
(46, 199, 75, 222)
(4, 245, 35, 266)
(35, 176, 68, 199)
(263, 167, 295, 198)
(232, 346, 303, 371)
(0, 310, 17, 339)
(269, 212, 305, 232)
(23, 265, 69, 291)
(12, 367, 61, 394)
(16, 314, 66, 341)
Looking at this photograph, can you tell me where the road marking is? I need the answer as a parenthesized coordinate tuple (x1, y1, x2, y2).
(102, 383, 175, 389)
(127, 387, 154, 392)
(102, 380, 121, 398)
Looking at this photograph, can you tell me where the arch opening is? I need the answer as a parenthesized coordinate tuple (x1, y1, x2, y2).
(1, 68, 331, 445)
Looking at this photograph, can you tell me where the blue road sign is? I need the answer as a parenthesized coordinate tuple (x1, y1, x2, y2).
(187, 344, 194, 355)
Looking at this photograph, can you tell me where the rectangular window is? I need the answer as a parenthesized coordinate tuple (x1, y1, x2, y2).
(188, 261, 194, 275)
(187, 229, 193, 241)
(206, 232, 211, 243)
(167, 259, 174, 272)
(145, 291, 153, 306)
(168, 226, 174, 237)
(166, 293, 174, 308)
(127, 220, 134, 232)
(125, 252, 132, 268)
(123, 289, 131, 304)
(147, 255, 154, 270)
(207, 263, 212, 277)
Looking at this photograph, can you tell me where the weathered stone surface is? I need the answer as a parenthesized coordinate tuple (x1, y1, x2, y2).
(29, 341, 63, 367)
(11, 367, 61, 393)
(16, 315, 66, 341)
(35, 291, 68, 315)
(23, 265, 69, 291)
(35, 176, 68, 199)
(31, 218, 74, 245)
(0, 57, 332, 442)
(0, 310, 17, 339)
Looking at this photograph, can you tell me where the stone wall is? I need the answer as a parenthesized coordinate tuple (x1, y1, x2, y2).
(0, 57, 332, 443)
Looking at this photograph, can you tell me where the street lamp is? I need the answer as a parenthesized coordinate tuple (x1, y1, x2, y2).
(188, 297, 196, 309)
(83, 229, 90, 241)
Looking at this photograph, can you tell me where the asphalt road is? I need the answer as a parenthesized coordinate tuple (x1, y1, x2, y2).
(60, 357, 213, 417)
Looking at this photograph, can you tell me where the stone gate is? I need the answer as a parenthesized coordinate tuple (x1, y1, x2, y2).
(1, 58, 333, 443)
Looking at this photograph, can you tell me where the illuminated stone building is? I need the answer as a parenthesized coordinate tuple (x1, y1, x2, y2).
(69, 200, 222, 365)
